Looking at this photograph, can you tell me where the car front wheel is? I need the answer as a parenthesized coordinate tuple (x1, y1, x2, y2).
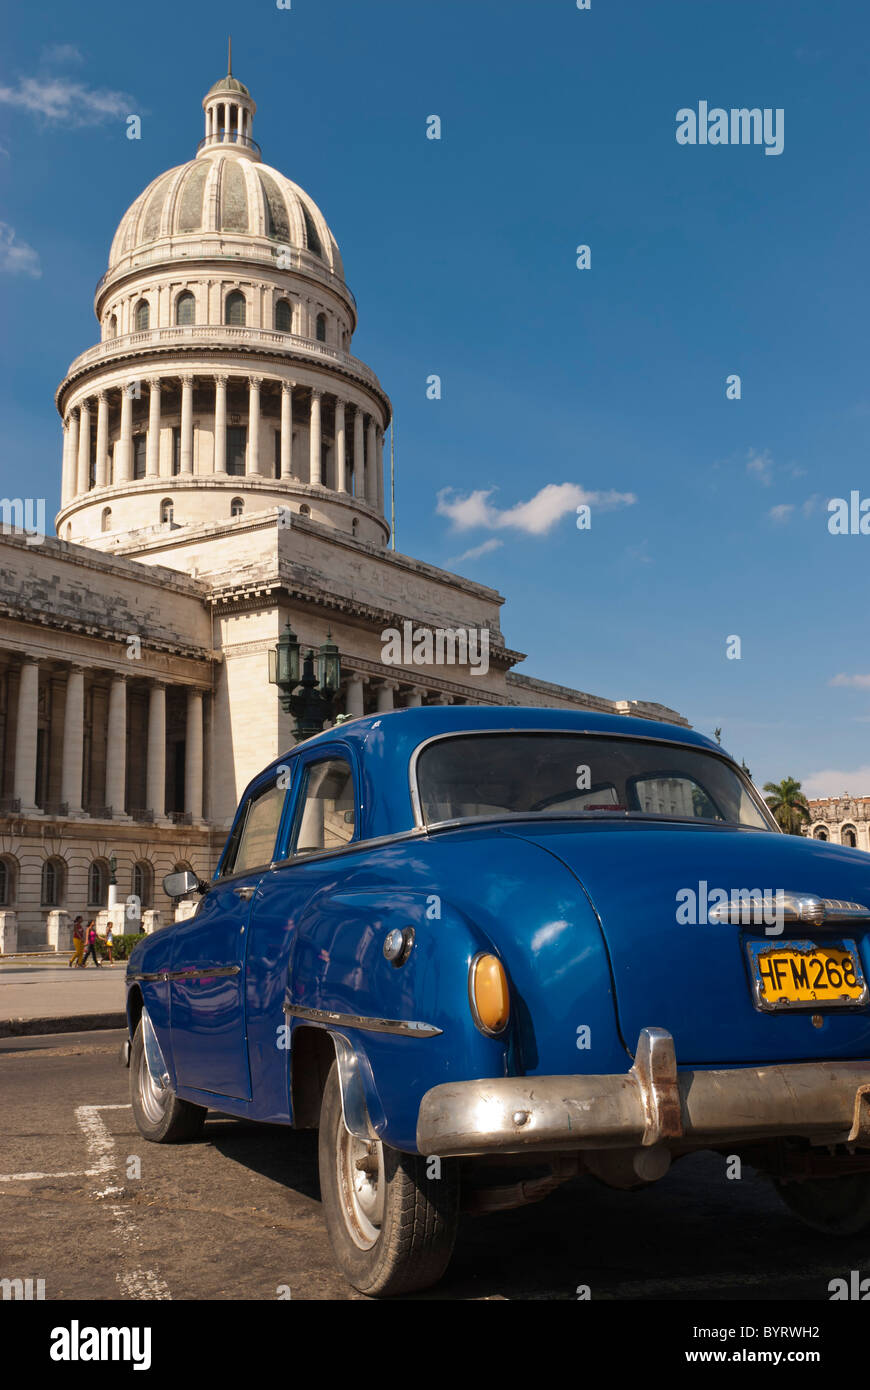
(318, 1060, 459, 1296)
(129, 1019, 206, 1143)
(777, 1172, 870, 1235)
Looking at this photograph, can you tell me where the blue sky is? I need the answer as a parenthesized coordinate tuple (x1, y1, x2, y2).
(2, 0, 869, 795)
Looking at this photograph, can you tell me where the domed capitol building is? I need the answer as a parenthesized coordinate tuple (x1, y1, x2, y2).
(0, 61, 686, 948)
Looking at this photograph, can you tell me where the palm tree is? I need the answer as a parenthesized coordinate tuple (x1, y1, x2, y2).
(763, 777, 811, 835)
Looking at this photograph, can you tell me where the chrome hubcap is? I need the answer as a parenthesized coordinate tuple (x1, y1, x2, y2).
(138, 1048, 168, 1125)
(337, 1125, 385, 1250)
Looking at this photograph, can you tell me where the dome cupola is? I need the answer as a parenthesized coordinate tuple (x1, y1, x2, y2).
(200, 39, 259, 160)
(54, 54, 391, 555)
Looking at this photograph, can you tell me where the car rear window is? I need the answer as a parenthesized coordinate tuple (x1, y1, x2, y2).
(415, 733, 771, 830)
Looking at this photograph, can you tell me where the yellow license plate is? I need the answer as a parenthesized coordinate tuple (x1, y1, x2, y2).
(747, 939, 869, 1011)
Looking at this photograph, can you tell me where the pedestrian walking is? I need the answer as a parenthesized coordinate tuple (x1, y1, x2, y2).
(81, 920, 102, 969)
(105, 924, 114, 965)
(68, 916, 85, 968)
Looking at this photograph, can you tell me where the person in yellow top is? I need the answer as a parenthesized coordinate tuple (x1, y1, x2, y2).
(68, 917, 85, 968)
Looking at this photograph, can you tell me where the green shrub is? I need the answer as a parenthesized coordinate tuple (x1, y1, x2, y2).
(102, 932, 145, 962)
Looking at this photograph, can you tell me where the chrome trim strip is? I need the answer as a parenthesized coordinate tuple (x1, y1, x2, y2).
(407, 728, 778, 833)
(284, 1002, 442, 1037)
(709, 893, 870, 927)
(172, 965, 241, 980)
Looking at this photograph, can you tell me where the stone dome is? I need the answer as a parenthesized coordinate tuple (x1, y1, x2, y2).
(107, 154, 345, 280)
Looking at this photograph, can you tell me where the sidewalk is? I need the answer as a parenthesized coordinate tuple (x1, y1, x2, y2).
(0, 957, 127, 1036)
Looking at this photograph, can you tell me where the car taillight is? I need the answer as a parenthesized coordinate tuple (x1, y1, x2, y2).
(469, 953, 510, 1035)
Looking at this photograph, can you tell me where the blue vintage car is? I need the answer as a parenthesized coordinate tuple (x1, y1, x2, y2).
(125, 706, 870, 1295)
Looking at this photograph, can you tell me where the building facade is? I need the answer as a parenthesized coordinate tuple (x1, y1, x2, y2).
(805, 797, 870, 851)
(0, 63, 688, 949)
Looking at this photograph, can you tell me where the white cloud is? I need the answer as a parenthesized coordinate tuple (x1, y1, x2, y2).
(768, 503, 794, 523)
(448, 538, 503, 565)
(830, 673, 870, 689)
(746, 448, 774, 486)
(0, 76, 132, 126)
(803, 766, 870, 798)
(436, 482, 636, 537)
(40, 43, 83, 66)
(0, 223, 40, 277)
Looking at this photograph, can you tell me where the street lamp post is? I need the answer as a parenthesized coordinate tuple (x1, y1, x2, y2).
(269, 622, 342, 741)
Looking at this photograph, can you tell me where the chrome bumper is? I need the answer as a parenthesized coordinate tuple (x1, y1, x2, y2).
(416, 1027, 870, 1158)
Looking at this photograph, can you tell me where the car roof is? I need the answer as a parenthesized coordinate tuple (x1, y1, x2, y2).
(260, 707, 728, 841)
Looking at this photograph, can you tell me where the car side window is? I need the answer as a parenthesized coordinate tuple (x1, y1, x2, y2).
(222, 782, 287, 877)
(293, 758, 356, 855)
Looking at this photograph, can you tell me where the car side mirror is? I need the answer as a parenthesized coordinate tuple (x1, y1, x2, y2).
(163, 870, 205, 899)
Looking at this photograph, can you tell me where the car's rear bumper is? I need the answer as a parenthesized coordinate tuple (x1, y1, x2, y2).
(416, 1027, 870, 1157)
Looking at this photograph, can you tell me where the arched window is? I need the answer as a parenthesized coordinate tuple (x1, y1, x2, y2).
(275, 299, 293, 332)
(66, 524, 72, 540)
(132, 861, 153, 909)
(107, 313, 117, 339)
(316, 313, 327, 343)
(160, 498, 174, 524)
(230, 497, 244, 517)
(351, 517, 359, 537)
(299, 503, 310, 516)
(842, 825, 858, 848)
(41, 858, 64, 908)
(0, 855, 17, 906)
(101, 507, 112, 532)
(134, 299, 150, 331)
(225, 290, 246, 326)
(88, 860, 108, 908)
(176, 291, 196, 326)
(813, 827, 829, 841)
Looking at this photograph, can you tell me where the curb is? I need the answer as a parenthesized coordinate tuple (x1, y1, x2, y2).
(0, 1012, 127, 1039)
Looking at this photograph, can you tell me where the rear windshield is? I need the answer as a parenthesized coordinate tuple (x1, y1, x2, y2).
(415, 733, 771, 831)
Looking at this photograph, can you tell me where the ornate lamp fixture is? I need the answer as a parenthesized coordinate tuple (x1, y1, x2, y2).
(269, 622, 342, 741)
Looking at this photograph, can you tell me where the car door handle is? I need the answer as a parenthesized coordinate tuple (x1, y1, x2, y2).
(234, 886, 257, 900)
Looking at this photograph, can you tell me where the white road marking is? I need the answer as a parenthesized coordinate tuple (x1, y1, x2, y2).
(74, 1103, 172, 1301)
(0, 1102, 171, 1300)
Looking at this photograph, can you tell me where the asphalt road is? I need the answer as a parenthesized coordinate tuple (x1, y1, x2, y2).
(1, 1030, 868, 1302)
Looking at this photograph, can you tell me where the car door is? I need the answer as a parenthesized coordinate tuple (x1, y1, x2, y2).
(170, 774, 288, 1099)
(245, 747, 360, 1112)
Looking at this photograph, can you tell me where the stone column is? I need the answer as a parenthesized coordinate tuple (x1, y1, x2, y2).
(94, 393, 109, 489)
(376, 680, 397, 712)
(280, 382, 294, 478)
(146, 682, 166, 819)
(353, 407, 365, 500)
(146, 378, 161, 477)
(366, 416, 378, 508)
(185, 689, 204, 821)
(180, 375, 194, 474)
(12, 660, 39, 813)
(118, 386, 133, 483)
(345, 675, 367, 718)
(335, 398, 347, 492)
(105, 675, 128, 817)
(60, 665, 85, 816)
(434, 692, 453, 705)
(76, 399, 91, 494)
(405, 689, 423, 708)
(61, 417, 75, 506)
(214, 374, 227, 473)
(375, 426, 384, 513)
(247, 376, 261, 475)
(309, 389, 322, 485)
(236, 105, 244, 141)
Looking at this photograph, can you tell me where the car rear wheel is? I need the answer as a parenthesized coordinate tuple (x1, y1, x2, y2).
(318, 1060, 459, 1296)
(777, 1173, 870, 1235)
(130, 1019, 206, 1143)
